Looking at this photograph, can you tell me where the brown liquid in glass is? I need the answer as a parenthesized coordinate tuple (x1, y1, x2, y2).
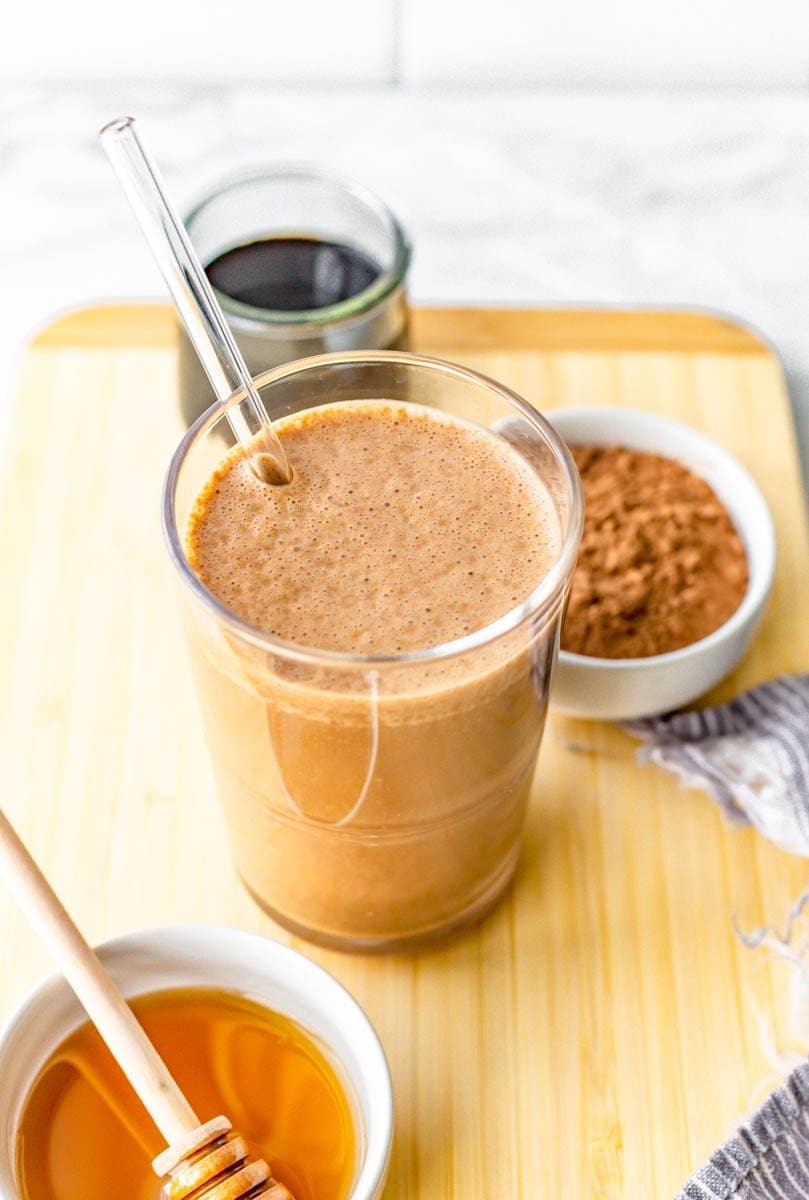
(206, 236, 380, 311)
(16, 987, 356, 1200)
(183, 401, 561, 947)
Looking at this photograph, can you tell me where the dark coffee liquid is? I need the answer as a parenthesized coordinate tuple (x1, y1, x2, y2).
(206, 236, 381, 312)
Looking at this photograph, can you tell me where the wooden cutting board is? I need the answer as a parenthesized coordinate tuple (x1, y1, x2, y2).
(2, 304, 809, 1199)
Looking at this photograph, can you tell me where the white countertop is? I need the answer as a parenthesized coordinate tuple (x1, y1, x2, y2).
(2, 84, 809, 486)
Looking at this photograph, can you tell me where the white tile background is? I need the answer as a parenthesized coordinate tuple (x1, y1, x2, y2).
(0, 1, 396, 82)
(2, 0, 808, 85)
(403, 0, 809, 86)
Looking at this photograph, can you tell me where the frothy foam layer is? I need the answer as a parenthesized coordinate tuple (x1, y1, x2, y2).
(187, 400, 561, 655)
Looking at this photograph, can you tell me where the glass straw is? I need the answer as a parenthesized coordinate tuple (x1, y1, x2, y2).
(99, 116, 292, 485)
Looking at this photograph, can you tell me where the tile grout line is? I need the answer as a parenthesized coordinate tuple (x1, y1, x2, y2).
(391, 0, 404, 86)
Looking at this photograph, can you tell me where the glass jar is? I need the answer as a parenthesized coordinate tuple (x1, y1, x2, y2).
(178, 168, 411, 425)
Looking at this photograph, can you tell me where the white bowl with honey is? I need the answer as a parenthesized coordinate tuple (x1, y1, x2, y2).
(0, 925, 392, 1200)
(546, 406, 776, 721)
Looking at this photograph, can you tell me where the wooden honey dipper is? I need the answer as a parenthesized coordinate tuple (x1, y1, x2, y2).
(0, 807, 294, 1200)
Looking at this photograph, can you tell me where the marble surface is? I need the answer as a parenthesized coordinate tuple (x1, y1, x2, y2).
(2, 84, 809, 494)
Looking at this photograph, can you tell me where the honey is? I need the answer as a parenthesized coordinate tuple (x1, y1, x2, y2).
(16, 987, 356, 1200)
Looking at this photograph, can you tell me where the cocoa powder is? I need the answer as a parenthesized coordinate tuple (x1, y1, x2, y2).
(561, 444, 749, 659)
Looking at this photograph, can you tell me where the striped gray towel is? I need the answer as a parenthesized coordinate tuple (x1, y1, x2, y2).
(629, 675, 809, 1197)
(627, 675, 809, 857)
(676, 1061, 809, 1199)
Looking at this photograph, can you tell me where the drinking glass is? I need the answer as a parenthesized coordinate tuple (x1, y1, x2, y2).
(163, 352, 583, 952)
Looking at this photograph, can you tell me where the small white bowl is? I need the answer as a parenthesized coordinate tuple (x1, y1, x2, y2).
(0, 924, 392, 1200)
(546, 406, 776, 721)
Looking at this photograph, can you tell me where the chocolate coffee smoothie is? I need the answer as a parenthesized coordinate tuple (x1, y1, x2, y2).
(183, 400, 563, 947)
